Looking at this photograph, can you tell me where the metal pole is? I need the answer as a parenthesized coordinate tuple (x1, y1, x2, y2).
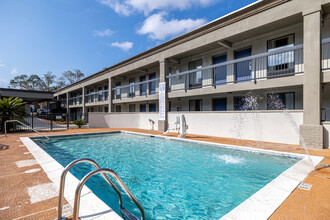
(31, 113, 34, 129)
(66, 113, 69, 129)
(50, 113, 53, 131)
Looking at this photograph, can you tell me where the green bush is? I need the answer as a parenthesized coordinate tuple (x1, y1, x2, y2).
(73, 119, 86, 128)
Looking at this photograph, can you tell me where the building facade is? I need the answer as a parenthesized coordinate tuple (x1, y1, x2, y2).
(54, 0, 330, 148)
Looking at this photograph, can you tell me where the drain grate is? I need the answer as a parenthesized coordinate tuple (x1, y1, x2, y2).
(298, 182, 312, 191)
(62, 204, 73, 217)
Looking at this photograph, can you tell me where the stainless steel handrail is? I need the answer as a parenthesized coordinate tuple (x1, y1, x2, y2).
(57, 158, 123, 220)
(73, 168, 145, 220)
(4, 119, 50, 141)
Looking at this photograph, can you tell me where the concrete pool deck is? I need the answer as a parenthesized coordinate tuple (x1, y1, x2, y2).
(0, 128, 329, 219)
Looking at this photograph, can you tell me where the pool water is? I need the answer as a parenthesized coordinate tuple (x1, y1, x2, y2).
(34, 132, 300, 219)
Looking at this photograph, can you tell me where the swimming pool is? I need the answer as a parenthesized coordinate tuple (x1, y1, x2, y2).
(29, 131, 308, 219)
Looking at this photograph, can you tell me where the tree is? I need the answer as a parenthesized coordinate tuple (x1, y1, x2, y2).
(62, 69, 84, 84)
(0, 97, 26, 116)
(27, 74, 44, 90)
(9, 74, 44, 90)
(54, 76, 67, 91)
(9, 74, 30, 89)
(42, 72, 56, 91)
(8, 69, 85, 91)
(0, 97, 26, 131)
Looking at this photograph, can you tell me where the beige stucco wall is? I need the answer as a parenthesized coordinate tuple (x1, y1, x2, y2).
(89, 111, 303, 145)
(89, 112, 159, 130)
(323, 122, 330, 148)
(168, 111, 303, 145)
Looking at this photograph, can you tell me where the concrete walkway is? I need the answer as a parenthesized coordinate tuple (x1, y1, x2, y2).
(0, 128, 329, 219)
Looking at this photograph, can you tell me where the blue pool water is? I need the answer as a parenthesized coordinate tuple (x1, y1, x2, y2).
(33, 132, 300, 219)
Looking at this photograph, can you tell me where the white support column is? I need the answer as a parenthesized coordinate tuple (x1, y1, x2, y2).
(158, 59, 169, 132)
(82, 87, 86, 116)
(300, 7, 324, 149)
(66, 92, 69, 114)
(108, 77, 114, 113)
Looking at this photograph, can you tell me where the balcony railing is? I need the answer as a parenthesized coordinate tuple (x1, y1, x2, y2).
(112, 78, 160, 100)
(69, 95, 83, 106)
(167, 44, 306, 92)
(85, 90, 109, 104)
(322, 108, 330, 122)
(60, 99, 67, 108)
(322, 38, 330, 70)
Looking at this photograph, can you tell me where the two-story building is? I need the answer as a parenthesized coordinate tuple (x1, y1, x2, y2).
(54, 0, 330, 149)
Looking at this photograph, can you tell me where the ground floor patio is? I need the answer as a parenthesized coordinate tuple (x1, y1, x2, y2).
(0, 128, 329, 219)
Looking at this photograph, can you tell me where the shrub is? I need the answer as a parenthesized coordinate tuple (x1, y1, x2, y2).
(73, 119, 86, 128)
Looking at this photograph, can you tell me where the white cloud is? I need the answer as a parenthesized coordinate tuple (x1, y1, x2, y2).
(99, 0, 132, 16)
(137, 12, 207, 40)
(110, 41, 133, 51)
(93, 28, 114, 37)
(10, 67, 18, 75)
(99, 0, 216, 16)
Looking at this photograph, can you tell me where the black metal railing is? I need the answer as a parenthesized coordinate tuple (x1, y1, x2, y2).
(0, 113, 89, 133)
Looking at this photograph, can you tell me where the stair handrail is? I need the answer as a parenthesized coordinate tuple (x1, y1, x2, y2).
(57, 158, 124, 220)
(73, 168, 145, 220)
(4, 119, 50, 141)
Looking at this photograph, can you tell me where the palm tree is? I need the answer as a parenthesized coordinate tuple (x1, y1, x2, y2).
(0, 97, 26, 132)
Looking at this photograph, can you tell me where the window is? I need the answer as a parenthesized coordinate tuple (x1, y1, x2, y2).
(189, 99, 202, 111)
(212, 98, 227, 111)
(98, 107, 103, 112)
(115, 82, 121, 99)
(140, 104, 146, 112)
(267, 34, 294, 77)
(129, 78, 135, 97)
(213, 54, 227, 85)
(140, 76, 146, 96)
(149, 103, 156, 112)
(188, 59, 202, 88)
(149, 73, 156, 95)
(98, 87, 103, 102)
(116, 105, 121, 112)
(105, 107, 109, 112)
(234, 96, 250, 111)
(104, 86, 109, 101)
(267, 92, 295, 110)
(169, 101, 171, 112)
(235, 48, 252, 82)
(129, 104, 136, 112)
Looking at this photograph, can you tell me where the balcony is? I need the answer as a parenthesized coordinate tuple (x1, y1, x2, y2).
(168, 44, 305, 93)
(85, 90, 109, 105)
(112, 78, 160, 103)
(69, 95, 83, 106)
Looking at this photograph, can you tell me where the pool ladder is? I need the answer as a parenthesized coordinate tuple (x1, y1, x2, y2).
(57, 158, 145, 220)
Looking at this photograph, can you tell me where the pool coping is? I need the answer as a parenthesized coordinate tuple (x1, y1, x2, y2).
(21, 130, 324, 220)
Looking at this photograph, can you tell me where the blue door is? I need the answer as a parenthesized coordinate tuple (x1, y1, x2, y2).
(149, 73, 156, 95)
(213, 55, 227, 85)
(140, 76, 146, 96)
(235, 48, 252, 82)
(212, 98, 227, 111)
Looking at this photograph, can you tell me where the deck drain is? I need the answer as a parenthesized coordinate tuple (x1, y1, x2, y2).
(298, 182, 312, 191)
(62, 204, 73, 217)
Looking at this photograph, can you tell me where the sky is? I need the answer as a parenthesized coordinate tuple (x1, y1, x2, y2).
(0, 0, 257, 88)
